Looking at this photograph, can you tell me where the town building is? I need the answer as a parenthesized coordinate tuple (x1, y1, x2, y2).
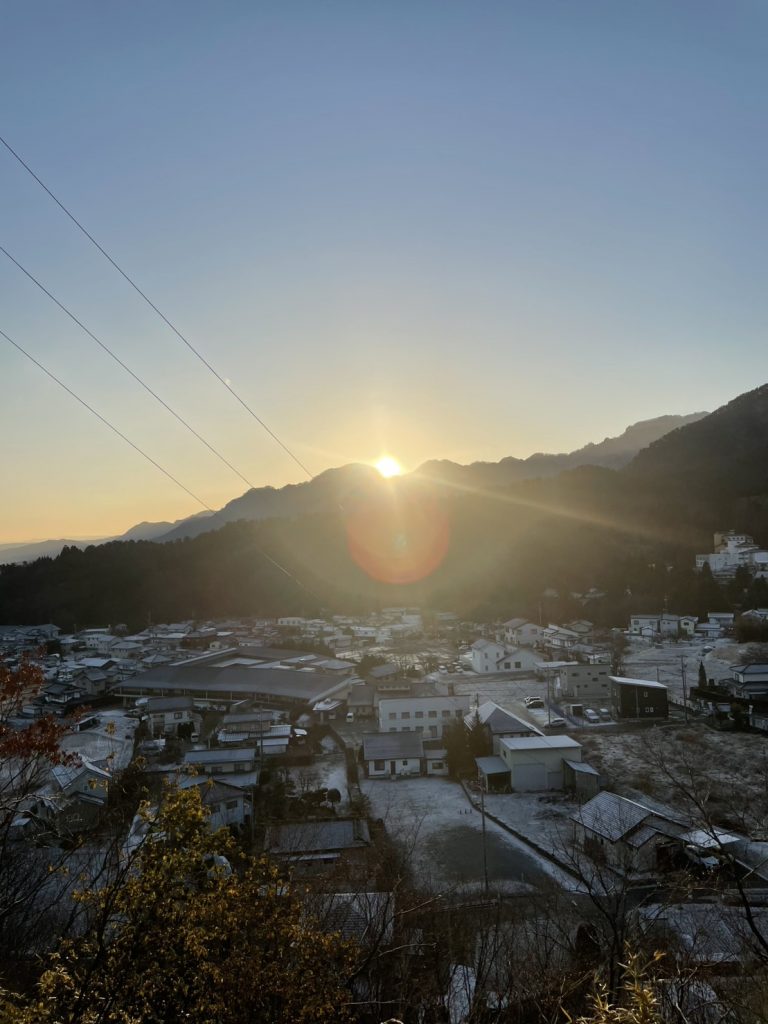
(695, 531, 768, 578)
(609, 676, 668, 720)
(495, 734, 583, 791)
(465, 701, 543, 754)
(555, 663, 611, 703)
(470, 640, 539, 675)
(362, 732, 448, 777)
(378, 693, 470, 738)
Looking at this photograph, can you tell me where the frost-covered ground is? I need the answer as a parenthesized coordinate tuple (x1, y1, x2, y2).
(60, 708, 138, 771)
(622, 636, 737, 702)
(361, 776, 580, 893)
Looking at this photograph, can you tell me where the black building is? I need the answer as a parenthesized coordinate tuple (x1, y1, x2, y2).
(609, 676, 668, 721)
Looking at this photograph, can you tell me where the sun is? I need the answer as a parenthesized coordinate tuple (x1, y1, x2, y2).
(375, 455, 403, 478)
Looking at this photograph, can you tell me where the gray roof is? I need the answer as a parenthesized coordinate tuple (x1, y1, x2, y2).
(265, 819, 371, 854)
(362, 732, 424, 760)
(573, 791, 652, 842)
(144, 696, 194, 712)
(563, 758, 599, 776)
(470, 701, 542, 736)
(184, 747, 257, 765)
(475, 755, 510, 776)
(116, 664, 348, 703)
(348, 684, 376, 707)
(610, 675, 668, 691)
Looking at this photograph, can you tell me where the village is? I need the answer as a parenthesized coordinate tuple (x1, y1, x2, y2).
(3, 553, 768, 1010)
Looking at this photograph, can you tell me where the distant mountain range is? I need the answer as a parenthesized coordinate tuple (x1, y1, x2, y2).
(0, 411, 707, 564)
(1, 387, 767, 629)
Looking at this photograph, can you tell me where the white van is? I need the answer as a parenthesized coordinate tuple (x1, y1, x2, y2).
(345, 711, 355, 723)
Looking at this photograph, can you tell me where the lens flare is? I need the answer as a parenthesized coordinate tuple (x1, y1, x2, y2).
(345, 487, 450, 584)
(375, 456, 403, 478)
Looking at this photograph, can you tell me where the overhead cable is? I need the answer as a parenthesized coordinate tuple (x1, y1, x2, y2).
(0, 326, 213, 512)
(1, 326, 318, 598)
(0, 134, 313, 480)
(0, 244, 257, 491)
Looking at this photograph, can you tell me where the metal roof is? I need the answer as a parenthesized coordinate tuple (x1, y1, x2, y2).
(499, 735, 582, 752)
(610, 675, 668, 690)
(265, 819, 371, 854)
(362, 732, 424, 760)
(572, 791, 652, 842)
(475, 756, 510, 776)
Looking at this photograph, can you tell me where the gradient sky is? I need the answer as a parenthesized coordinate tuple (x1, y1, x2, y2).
(2, 1, 767, 542)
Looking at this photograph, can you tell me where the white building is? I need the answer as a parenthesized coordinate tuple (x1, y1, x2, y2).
(362, 732, 447, 777)
(498, 734, 582, 791)
(502, 619, 544, 647)
(555, 663, 611, 703)
(629, 614, 697, 638)
(378, 694, 470, 738)
(470, 640, 539, 675)
(696, 531, 768, 578)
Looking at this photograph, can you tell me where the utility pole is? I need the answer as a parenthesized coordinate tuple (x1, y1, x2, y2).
(480, 784, 489, 895)
(681, 656, 688, 722)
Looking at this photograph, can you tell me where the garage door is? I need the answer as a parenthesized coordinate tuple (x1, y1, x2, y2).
(512, 762, 547, 791)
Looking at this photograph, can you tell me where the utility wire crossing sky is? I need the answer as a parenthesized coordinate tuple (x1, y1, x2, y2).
(1, 1, 766, 542)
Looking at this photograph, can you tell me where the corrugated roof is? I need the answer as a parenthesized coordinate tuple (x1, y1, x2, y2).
(265, 819, 371, 854)
(573, 791, 652, 842)
(362, 732, 424, 760)
(499, 735, 582, 752)
(610, 675, 668, 691)
(475, 756, 510, 775)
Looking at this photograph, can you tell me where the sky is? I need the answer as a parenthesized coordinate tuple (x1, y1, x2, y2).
(1, 1, 766, 543)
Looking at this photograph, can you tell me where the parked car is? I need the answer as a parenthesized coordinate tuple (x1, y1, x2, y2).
(583, 708, 600, 723)
(598, 708, 611, 720)
(524, 696, 544, 709)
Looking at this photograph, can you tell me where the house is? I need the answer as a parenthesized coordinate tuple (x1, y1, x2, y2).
(183, 746, 275, 776)
(541, 624, 582, 651)
(502, 619, 544, 648)
(629, 614, 697, 638)
(609, 676, 668, 720)
(264, 819, 372, 878)
(497, 734, 583, 791)
(52, 758, 111, 803)
(182, 778, 251, 831)
(346, 683, 376, 719)
(730, 663, 768, 699)
(465, 701, 543, 754)
(470, 640, 539, 675)
(562, 759, 600, 801)
(378, 694, 470, 738)
(572, 792, 688, 873)
(142, 696, 200, 738)
(555, 663, 611, 703)
(362, 732, 447, 777)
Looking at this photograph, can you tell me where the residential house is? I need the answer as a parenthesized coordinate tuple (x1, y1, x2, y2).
(555, 663, 611, 703)
(541, 624, 581, 652)
(362, 732, 447, 777)
(572, 791, 689, 873)
(629, 614, 697, 638)
(264, 819, 372, 879)
(465, 701, 543, 754)
(142, 696, 200, 738)
(730, 663, 768, 700)
(182, 778, 251, 831)
(610, 676, 668, 720)
(471, 640, 539, 675)
(502, 619, 544, 648)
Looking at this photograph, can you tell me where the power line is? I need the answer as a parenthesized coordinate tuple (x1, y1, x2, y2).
(0, 244, 258, 492)
(0, 134, 314, 480)
(1, 326, 319, 600)
(0, 326, 213, 512)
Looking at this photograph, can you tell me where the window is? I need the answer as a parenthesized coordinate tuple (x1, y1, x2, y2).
(644, 707, 655, 714)
(455, 710, 462, 718)
(504, 662, 510, 669)
(442, 710, 451, 718)
(402, 760, 408, 766)
(415, 725, 423, 732)
(415, 710, 424, 719)
(225, 800, 238, 810)
(374, 759, 385, 771)
(401, 711, 411, 719)
(173, 712, 183, 720)
(514, 661, 521, 669)
(431, 761, 444, 770)
(388, 712, 397, 720)
(428, 710, 437, 718)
